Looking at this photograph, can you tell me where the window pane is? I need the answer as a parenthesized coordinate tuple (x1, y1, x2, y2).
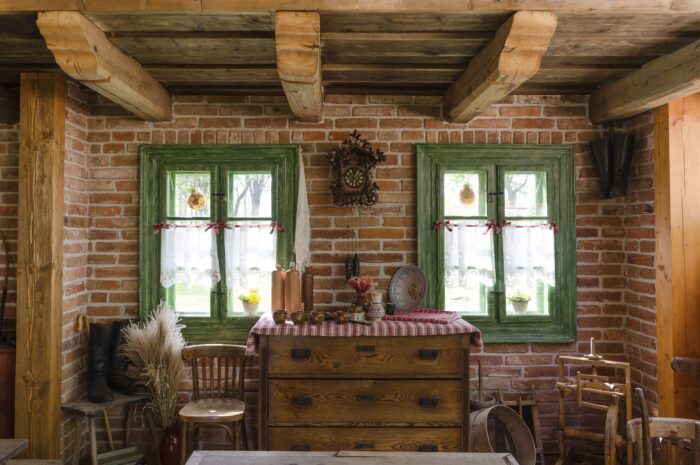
(443, 221, 493, 316)
(229, 172, 272, 218)
(162, 224, 218, 317)
(224, 223, 276, 316)
(503, 221, 555, 316)
(169, 283, 210, 317)
(444, 171, 487, 217)
(504, 171, 547, 217)
(167, 172, 211, 218)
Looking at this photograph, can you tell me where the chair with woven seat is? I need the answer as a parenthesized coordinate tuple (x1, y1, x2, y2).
(628, 387, 700, 465)
(179, 344, 248, 465)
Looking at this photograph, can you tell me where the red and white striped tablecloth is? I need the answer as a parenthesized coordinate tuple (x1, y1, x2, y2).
(245, 314, 482, 356)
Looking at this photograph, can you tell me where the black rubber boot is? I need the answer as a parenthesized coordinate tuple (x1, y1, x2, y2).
(87, 323, 114, 403)
(108, 320, 137, 395)
(589, 137, 613, 199)
(609, 133, 636, 198)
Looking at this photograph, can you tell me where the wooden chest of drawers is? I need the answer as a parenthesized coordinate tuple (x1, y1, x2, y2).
(257, 334, 471, 452)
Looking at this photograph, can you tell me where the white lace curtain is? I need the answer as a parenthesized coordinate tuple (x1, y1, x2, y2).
(444, 223, 495, 288)
(503, 225, 556, 286)
(224, 223, 277, 290)
(160, 226, 221, 289)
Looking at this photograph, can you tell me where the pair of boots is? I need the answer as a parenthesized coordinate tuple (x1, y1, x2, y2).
(87, 320, 137, 403)
(589, 133, 636, 199)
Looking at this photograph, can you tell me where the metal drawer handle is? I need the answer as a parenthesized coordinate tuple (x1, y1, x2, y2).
(418, 349, 439, 360)
(418, 397, 439, 408)
(291, 444, 311, 451)
(291, 395, 312, 408)
(354, 441, 374, 449)
(355, 393, 376, 401)
(355, 345, 375, 353)
(291, 349, 311, 360)
(418, 444, 438, 452)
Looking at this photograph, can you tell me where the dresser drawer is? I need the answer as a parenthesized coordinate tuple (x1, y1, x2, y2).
(267, 335, 462, 378)
(269, 427, 462, 452)
(268, 379, 462, 426)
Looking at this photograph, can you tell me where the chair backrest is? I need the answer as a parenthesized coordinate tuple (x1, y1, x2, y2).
(628, 388, 700, 465)
(182, 344, 247, 401)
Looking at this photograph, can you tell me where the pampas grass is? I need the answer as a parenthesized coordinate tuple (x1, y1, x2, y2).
(123, 302, 186, 428)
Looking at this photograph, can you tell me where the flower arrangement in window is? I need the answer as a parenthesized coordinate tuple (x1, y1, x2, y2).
(186, 186, 206, 211)
(239, 288, 261, 316)
(507, 291, 531, 314)
(459, 183, 476, 205)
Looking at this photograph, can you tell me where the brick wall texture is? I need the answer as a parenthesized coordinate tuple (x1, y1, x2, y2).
(0, 89, 657, 461)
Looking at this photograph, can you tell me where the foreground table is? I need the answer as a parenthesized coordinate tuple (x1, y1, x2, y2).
(0, 439, 27, 465)
(186, 451, 518, 465)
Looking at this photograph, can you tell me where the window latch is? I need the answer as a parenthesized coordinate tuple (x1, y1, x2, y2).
(487, 191, 503, 203)
(211, 193, 227, 202)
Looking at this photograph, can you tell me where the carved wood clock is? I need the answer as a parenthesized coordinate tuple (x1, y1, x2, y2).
(328, 130, 386, 206)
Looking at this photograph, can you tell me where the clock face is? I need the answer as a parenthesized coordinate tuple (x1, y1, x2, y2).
(343, 166, 366, 188)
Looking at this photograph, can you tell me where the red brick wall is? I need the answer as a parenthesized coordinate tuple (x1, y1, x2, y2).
(83, 93, 654, 455)
(617, 113, 657, 409)
(0, 90, 658, 460)
(61, 81, 91, 463)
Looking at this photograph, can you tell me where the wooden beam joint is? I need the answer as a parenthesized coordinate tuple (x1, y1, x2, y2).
(590, 39, 700, 123)
(275, 11, 323, 122)
(443, 10, 557, 123)
(36, 11, 172, 122)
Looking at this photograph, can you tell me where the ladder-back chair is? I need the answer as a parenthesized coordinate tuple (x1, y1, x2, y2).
(179, 344, 248, 465)
(628, 388, 700, 465)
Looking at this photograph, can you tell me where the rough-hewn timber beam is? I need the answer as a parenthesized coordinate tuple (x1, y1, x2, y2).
(0, 87, 18, 124)
(275, 11, 322, 122)
(15, 72, 64, 460)
(589, 39, 700, 123)
(1, 0, 699, 14)
(443, 11, 557, 123)
(36, 11, 172, 122)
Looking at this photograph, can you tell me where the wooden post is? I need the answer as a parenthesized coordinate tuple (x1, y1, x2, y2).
(14, 73, 65, 459)
(655, 93, 700, 418)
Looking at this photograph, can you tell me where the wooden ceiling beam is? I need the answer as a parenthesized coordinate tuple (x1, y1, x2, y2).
(275, 11, 322, 122)
(589, 39, 700, 123)
(0, 86, 19, 123)
(36, 11, 172, 121)
(2, 0, 699, 14)
(443, 10, 557, 123)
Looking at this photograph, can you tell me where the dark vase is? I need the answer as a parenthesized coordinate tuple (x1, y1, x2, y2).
(353, 291, 370, 313)
(160, 424, 181, 465)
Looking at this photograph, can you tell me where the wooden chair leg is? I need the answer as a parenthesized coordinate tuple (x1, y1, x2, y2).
(180, 422, 188, 465)
(240, 418, 248, 451)
(232, 422, 240, 451)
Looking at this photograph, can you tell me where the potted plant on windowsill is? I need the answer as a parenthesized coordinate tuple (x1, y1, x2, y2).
(508, 291, 531, 314)
(239, 289, 261, 316)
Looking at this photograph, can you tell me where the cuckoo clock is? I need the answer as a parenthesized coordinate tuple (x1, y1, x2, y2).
(328, 130, 386, 206)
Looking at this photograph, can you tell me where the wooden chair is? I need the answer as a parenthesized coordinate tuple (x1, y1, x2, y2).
(179, 344, 248, 465)
(628, 388, 700, 465)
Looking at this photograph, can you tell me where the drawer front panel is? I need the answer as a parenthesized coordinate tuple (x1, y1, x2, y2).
(269, 427, 462, 452)
(268, 379, 462, 426)
(267, 335, 462, 378)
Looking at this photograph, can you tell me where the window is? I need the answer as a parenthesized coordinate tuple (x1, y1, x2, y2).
(417, 145, 576, 343)
(139, 145, 298, 343)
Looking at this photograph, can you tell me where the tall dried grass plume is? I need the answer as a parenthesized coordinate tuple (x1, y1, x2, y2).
(122, 302, 186, 428)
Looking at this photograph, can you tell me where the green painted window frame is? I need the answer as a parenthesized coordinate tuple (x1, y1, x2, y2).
(139, 145, 298, 344)
(417, 144, 576, 343)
